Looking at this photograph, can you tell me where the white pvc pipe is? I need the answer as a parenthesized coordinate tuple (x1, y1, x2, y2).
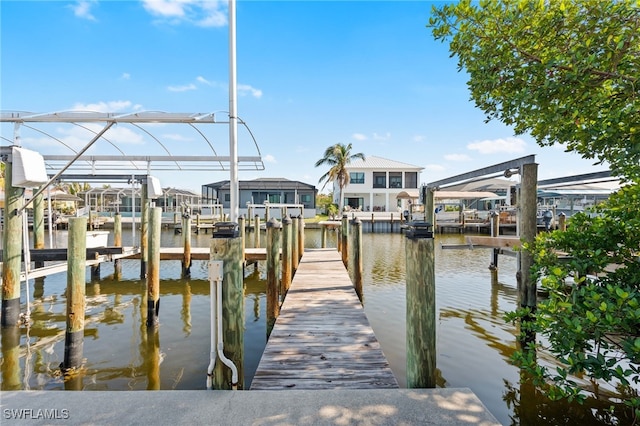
(206, 261, 219, 389)
(21, 212, 31, 321)
(47, 186, 53, 248)
(207, 260, 238, 390)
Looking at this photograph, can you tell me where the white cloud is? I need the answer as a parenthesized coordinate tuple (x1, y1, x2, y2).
(444, 153, 471, 162)
(467, 137, 526, 154)
(71, 100, 143, 112)
(412, 135, 425, 143)
(23, 123, 144, 153)
(372, 132, 391, 141)
(142, 0, 186, 18)
(70, 0, 97, 21)
(162, 133, 192, 142)
(238, 84, 263, 99)
(142, 0, 227, 27)
(263, 154, 276, 163)
(168, 83, 197, 92)
(121, 73, 131, 80)
(424, 164, 446, 172)
(352, 133, 367, 141)
(106, 126, 145, 145)
(196, 76, 214, 86)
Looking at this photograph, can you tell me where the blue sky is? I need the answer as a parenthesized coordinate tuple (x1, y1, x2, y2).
(1, 0, 609, 193)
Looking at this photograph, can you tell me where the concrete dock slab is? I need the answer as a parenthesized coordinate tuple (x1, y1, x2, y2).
(1, 388, 500, 425)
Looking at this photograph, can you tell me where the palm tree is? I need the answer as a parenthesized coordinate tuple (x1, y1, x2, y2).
(315, 143, 365, 215)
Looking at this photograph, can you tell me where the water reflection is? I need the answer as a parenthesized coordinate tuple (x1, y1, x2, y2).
(0, 229, 628, 424)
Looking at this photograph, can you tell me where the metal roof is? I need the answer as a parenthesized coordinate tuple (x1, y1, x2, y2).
(204, 178, 316, 191)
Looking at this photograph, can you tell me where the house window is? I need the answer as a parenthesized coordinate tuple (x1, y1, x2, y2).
(224, 194, 230, 202)
(389, 172, 402, 188)
(268, 194, 280, 203)
(373, 172, 386, 188)
(350, 172, 364, 184)
(300, 194, 312, 207)
(405, 172, 418, 188)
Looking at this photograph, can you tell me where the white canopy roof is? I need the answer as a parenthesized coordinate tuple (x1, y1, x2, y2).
(435, 191, 499, 200)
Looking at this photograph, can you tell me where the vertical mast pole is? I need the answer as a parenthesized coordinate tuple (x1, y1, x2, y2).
(228, 0, 239, 222)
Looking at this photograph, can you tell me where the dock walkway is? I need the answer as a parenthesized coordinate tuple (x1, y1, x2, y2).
(251, 248, 398, 390)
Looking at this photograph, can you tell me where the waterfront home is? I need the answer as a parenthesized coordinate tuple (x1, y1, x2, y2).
(339, 156, 423, 215)
(201, 178, 317, 218)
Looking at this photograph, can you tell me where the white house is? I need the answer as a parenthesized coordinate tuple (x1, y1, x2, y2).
(336, 156, 423, 214)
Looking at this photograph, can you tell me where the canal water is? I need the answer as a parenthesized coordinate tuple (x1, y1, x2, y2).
(0, 228, 627, 425)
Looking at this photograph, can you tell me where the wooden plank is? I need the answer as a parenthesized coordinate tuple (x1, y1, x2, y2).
(466, 235, 521, 249)
(125, 247, 268, 262)
(250, 248, 398, 390)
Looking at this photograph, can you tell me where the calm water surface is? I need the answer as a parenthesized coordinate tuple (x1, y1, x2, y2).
(0, 228, 627, 425)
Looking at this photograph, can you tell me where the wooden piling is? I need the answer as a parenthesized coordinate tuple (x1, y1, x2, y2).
(490, 211, 500, 271)
(238, 215, 245, 265)
(113, 213, 122, 279)
(114, 213, 122, 247)
(321, 224, 327, 248)
(425, 186, 435, 227)
(211, 233, 245, 390)
(33, 188, 45, 251)
(266, 218, 281, 337)
(182, 206, 192, 278)
(518, 163, 538, 313)
(405, 229, 436, 388)
(371, 213, 375, 233)
(146, 207, 162, 327)
(291, 215, 299, 273)
(140, 183, 148, 279)
(297, 215, 304, 262)
(253, 214, 260, 248)
(281, 216, 292, 298)
(196, 213, 201, 234)
(558, 212, 566, 231)
(63, 217, 87, 372)
(1, 161, 24, 327)
(351, 217, 363, 303)
(341, 214, 349, 267)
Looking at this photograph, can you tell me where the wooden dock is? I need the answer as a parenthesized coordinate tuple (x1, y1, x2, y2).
(250, 248, 398, 390)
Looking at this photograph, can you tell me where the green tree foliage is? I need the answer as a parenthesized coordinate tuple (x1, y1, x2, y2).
(429, 0, 640, 181)
(429, 0, 640, 420)
(509, 185, 640, 421)
(316, 192, 339, 219)
(56, 181, 91, 195)
(315, 143, 365, 214)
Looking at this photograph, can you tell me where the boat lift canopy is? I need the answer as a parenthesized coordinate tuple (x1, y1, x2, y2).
(0, 110, 265, 173)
